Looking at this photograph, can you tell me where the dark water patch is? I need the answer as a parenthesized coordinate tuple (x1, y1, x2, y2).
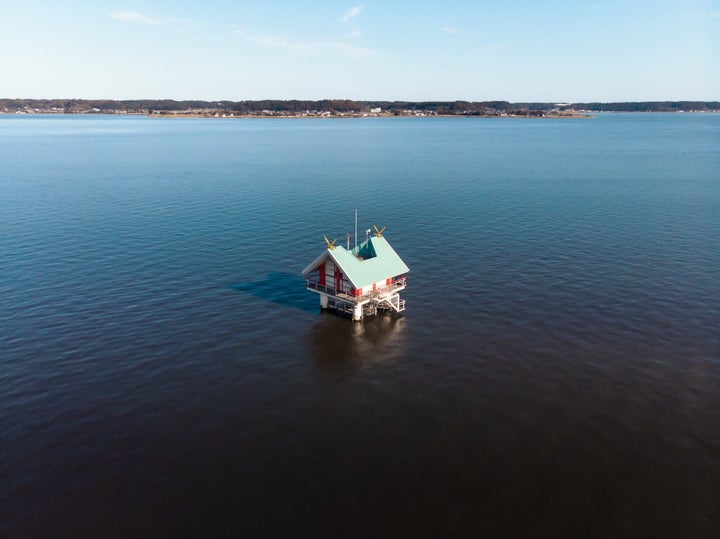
(231, 271, 317, 313)
(1, 114, 718, 537)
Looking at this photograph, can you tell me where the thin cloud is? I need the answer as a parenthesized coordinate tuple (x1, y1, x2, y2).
(481, 42, 511, 52)
(110, 11, 160, 25)
(235, 29, 377, 58)
(332, 42, 376, 58)
(235, 30, 289, 49)
(441, 26, 461, 35)
(235, 6, 376, 58)
(299, 40, 376, 58)
(342, 6, 363, 38)
(343, 6, 363, 23)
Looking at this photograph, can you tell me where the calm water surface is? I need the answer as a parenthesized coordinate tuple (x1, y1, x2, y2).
(1, 114, 719, 537)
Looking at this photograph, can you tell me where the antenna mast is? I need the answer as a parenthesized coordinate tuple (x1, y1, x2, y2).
(354, 208, 358, 249)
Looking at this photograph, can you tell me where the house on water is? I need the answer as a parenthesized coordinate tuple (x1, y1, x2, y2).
(303, 226, 410, 321)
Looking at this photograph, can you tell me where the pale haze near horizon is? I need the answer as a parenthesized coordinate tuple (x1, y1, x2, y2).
(0, 0, 718, 102)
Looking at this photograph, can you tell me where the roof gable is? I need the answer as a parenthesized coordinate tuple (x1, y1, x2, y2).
(303, 236, 409, 289)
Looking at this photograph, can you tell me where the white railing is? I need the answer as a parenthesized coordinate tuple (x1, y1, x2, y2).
(306, 280, 336, 296)
(306, 276, 407, 303)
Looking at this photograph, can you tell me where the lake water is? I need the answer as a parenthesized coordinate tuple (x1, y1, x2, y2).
(1, 113, 718, 537)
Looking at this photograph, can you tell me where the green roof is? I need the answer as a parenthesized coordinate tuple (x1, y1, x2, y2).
(303, 236, 410, 289)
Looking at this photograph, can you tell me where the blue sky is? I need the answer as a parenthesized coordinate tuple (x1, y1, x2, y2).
(1, 0, 718, 101)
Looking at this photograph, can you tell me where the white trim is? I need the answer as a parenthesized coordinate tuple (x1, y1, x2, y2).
(302, 250, 330, 275)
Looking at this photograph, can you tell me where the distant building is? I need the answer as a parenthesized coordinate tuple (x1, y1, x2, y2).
(370, 107, 382, 113)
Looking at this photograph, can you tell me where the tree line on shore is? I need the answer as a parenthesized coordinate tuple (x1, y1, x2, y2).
(2, 98, 718, 115)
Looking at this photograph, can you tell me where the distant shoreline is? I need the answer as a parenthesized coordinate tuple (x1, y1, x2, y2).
(2, 111, 597, 119)
(5, 110, 720, 121)
(2, 99, 718, 118)
(6, 111, 720, 120)
(145, 111, 595, 119)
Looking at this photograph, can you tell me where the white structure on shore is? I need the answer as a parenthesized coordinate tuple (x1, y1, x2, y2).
(303, 225, 409, 321)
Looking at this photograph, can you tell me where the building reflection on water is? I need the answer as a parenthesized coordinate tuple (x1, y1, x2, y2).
(308, 314, 407, 376)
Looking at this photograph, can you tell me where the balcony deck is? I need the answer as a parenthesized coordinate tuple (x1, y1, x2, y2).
(306, 278, 406, 304)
